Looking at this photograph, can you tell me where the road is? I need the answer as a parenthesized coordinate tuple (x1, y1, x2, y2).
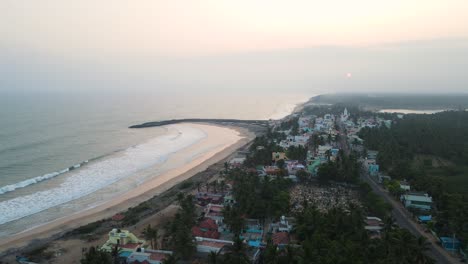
(336, 118, 458, 264)
(360, 171, 457, 264)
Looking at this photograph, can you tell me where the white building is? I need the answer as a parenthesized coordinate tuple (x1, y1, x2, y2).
(401, 193, 432, 211)
(195, 237, 234, 254)
(341, 108, 350, 122)
(127, 249, 173, 264)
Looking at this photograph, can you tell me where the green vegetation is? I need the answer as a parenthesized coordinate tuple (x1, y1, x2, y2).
(286, 145, 307, 161)
(359, 182, 392, 219)
(72, 220, 105, 235)
(168, 193, 196, 260)
(80, 246, 112, 264)
(359, 110, 468, 242)
(228, 169, 292, 221)
(317, 152, 361, 184)
(244, 136, 283, 167)
(310, 93, 468, 110)
(262, 205, 434, 264)
(142, 224, 159, 249)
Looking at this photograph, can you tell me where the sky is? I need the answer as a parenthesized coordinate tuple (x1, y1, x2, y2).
(1, 0, 468, 95)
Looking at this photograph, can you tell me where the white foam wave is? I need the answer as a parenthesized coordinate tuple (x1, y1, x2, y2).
(0, 168, 70, 195)
(0, 125, 206, 225)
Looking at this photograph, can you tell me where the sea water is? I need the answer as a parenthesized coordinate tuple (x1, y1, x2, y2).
(0, 91, 309, 236)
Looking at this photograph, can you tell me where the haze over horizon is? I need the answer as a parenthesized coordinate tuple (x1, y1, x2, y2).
(1, 0, 468, 95)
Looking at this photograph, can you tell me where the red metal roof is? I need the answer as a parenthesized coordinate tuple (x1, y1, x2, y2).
(272, 232, 290, 245)
(199, 218, 218, 230)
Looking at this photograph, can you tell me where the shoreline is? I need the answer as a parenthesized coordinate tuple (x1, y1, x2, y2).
(0, 123, 258, 256)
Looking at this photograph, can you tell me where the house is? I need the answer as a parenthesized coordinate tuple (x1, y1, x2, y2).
(195, 237, 234, 254)
(101, 229, 145, 253)
(368, 164, 379, 176)
(341, 108, 350, 122)
(127, 249, 173, 264)
(439, 237, 461, 252)
(204, 204, 224, 223)
(270, 216, 294, 233)
(294, 135, 310, 146)
(401, 193, 433, 211)
(307, 159, 322, 176)
(378, 175, 392, 184)
(298, 117, 311, 128)
(399, 181, 411, 191)
(367, 150, 379, 160)
(229, 157, 246, 168)
(272, 152, 287, 162)
(263, 166, 281, 175)
(272, 232, 290, 247)
(317, 145, 332, 160)
(418, 215, 432, 223)
(223, 194, 235, 206)
(242, 219, 263, 248)
(286, 161, 306, 175)
(364, 217, 384, 231)
(192, 218, 221, 239)
(365, 217, 384, 239)
(195, 192, 224, 206)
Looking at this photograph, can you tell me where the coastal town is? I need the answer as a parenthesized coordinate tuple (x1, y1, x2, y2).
(6, 101, 467, 264)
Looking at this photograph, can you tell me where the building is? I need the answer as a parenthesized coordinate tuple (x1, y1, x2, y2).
(399, 181, 411, 191)
(307, 159, 322, 176)
(341, 108, 350, 122)
(192, 218, 221, 239)
(229, 157, 246, 168)
(418, 215, 432, 223)
(286, 161, 306, 175)
(263, 166, 281, 175)
(242, 219, 263, 247)
(317, 145, 332, 160)
(401, 193, 433, 211)
(195, 237, 234, 254)
(364, 217, 384, 231)
(272, 152, 287, 162)
(439, 237, 461, 252)
(298, 117, 311, 128)
(367, 150, 379, 160)
(101, 229, 145, 253)
(272, 232, 290, 247)
(269, 216, 294, 233)
(127, 249, 173, 264)
(368, 164, 379, 176)
(204, 203, 224, 223)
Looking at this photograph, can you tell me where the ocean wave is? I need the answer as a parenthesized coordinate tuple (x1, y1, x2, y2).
(0, 125, 207, 225)
(0, 162, 85, 195)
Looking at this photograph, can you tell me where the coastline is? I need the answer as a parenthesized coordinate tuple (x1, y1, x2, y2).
(0, 123, 257, 256)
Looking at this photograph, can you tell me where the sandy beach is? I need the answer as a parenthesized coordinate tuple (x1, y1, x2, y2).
(0, 123, 256, 258)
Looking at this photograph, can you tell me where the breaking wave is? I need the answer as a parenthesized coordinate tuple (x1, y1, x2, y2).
(0, 161, 88, 195)
(0, 125, 206, 225)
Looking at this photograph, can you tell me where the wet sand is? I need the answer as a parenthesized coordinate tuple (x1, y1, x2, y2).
(0, 123, 255, 255)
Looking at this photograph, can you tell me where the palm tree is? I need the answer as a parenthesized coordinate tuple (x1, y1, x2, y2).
(208, 251, 220, 264)
(111, 244, 121, 264)
(383, 216, 396, 233)
(142, 224, 158, 249)
(220, 180, 227, 193)
(162, 254, 178, 264)
(412, 236, 435, 264)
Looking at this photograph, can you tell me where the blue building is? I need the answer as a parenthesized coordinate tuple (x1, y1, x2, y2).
(368, 164, 379, 176)
(439, 237, 460, 252)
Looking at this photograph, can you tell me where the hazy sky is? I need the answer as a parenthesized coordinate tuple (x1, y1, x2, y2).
(1, 0, 468, 94)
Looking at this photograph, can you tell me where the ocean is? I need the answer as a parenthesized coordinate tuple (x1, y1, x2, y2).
(0, 91, 309, 236)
